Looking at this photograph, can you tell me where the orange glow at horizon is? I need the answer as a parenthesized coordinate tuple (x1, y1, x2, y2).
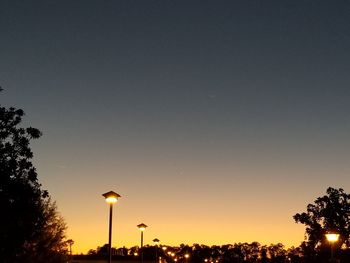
(65, 206, 306, 254)
(40, 156, 347, 255)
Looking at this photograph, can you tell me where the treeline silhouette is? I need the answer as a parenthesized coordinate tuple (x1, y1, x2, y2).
(75, 241, 350, 263)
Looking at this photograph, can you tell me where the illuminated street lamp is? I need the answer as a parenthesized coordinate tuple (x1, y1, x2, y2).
(103, 191, 121, 263)
(153, 238, 160, 263)
(325, 233, 340, 262)
(137, 223, 148, 263)
(184, 253, 190, 263)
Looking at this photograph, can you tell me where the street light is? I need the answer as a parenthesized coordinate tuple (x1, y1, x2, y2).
(103, 191, 121, 263)
(67, 239, 74, 255)
(66, 239, 74, 263)
(137, 223, 148, 263)
(153, 238, 160, 263)
(185, 253, 190, 263)
(325, 233, 339, 262)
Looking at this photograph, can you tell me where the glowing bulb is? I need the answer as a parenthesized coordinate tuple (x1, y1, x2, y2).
(102, 191, 121, 204)
(105, 196, 117, 203)
(137, 223, 148, 231)
(326, 233, 339, 242)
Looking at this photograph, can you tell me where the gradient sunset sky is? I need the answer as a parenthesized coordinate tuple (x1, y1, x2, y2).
(1, 0, 350, 254)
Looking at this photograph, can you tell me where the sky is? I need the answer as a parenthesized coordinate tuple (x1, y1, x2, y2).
(1, 0, 350, 254)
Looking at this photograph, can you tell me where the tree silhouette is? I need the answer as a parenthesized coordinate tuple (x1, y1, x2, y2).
(293, 187, 350, 251)
(0, 90, 67, 263)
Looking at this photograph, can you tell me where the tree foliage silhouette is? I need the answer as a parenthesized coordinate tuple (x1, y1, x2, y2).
(0, 90, 67, 263)
(293, 187, 350, 251)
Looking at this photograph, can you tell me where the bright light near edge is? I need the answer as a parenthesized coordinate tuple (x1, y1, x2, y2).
(185, 254, 190, 259)
(105, 197, 117, 204)
(325, 233, 340, 242)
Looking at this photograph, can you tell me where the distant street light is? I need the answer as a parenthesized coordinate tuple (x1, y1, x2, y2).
(137, 223, 148, 263)
(103, 191, 121, 263)
(185, 253, 190, 263)
(67, 239, 74, 263)
(325, 233, 340, 262)
(67, 239, 74, 255)
(153, 238, 160, 263)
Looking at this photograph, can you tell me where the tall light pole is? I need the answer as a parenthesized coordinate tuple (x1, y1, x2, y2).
(325, 233, 339, 262)
(103, 191, 121, 263)
(137, 223, 148, 263)
(67, 239, 74, 262)
(153, 238, 160, 263)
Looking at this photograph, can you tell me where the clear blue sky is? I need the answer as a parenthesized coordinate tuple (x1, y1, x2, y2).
(1, 0, 350, 253)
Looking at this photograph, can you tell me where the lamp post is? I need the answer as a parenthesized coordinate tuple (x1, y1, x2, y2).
(103, 191, 121, 263)
(137, 223, 148, 263)
(153, 238, 160, 263)
(184, 253, 190, 263)
(325, 233, 339, 262)
(66, 239, 74, 263)
(67, 239, 74, 256)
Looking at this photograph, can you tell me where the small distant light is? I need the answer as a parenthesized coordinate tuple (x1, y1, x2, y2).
(326, 233, 340, 242)
(137, 223, 148, 231)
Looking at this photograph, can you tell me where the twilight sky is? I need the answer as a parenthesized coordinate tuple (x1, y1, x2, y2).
(1, 0, 350, 254)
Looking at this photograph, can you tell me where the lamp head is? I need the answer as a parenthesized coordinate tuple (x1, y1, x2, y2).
(137, 223, 148, 231)
(325, 233, 340, 242)
(102, 191, 121, 204)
